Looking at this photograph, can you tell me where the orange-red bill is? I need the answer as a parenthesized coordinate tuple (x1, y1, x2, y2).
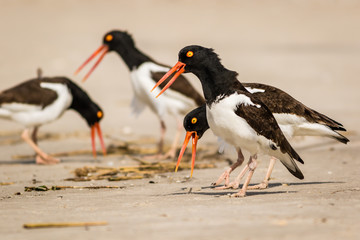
(74, 45, 109, 82)
(175, 131, 199, 178)
(150, 61, 186, 97)
(91, 123, 107, 158)
(175, 131, 193, 172)
(190, 133, 199, 178)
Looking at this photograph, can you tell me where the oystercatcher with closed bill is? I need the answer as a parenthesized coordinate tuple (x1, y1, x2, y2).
(75, 30, 204, 159)
(152, 45, 304, 197)
(0, 73, 106, 164)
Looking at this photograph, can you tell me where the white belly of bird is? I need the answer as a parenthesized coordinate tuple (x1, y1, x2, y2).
(0, 82, 72, 127)
(206, 93, 270, 155)
(130, 62, 196, 119)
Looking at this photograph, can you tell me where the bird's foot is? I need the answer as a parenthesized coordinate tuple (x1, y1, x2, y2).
(35, 154, 60, 165)
(247, 181, 269, 190)
(231, 190, 246, 198)
(214, 180, 240, 190)
(211, 168, 231, 186)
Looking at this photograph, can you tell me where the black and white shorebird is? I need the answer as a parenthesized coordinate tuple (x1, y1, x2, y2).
(152, 45, 305, 197)
(0, 73, 106, 164)
(175, 105, 208, 178)
(75, 30, 204, 158)
(175, 90, 348, 189)
(214, 82, 349, 190)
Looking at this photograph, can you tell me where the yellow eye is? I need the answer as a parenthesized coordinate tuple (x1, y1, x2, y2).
(191, 117, 197, 124)
(105, 34, 113, 42)
(97, 111, 103, 118)
(186, 51, 194, 58)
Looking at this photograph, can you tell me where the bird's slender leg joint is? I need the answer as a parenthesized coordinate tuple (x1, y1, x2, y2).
(21, 129, 60, 165)
(232, 155, 258, 197)
(212, 148, 244, 186)
(143, 120, 170, 160)
(31, 126, 39, 144)
(248, 157, 276, 190)
(161, 118, 183, 159)
(215, 163, 249, 190)
(158, 120, 166, 154)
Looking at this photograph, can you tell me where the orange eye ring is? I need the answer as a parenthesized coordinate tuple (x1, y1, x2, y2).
(186, 51, 194, 58)
(191, 117, 197, 124)
(97, 111, 103, 118)
(105, 34, 113, 42)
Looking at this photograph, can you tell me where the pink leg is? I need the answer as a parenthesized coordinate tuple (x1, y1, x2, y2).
(215, 163, 249, 190)
(232, 155, 258, 197)
(212, 148, 244, 186)
(158, 120, 166, 154)
(247, 157, 276, 190)
(161, 118, 182, 159)
(145, 118, 182, 160)
(21, 129, 60, 165)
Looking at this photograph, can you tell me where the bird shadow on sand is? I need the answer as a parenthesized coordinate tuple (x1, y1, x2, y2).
(166, 180, 344, 197)
(169, 190, 297, 197)
(206, 180, 345, 190)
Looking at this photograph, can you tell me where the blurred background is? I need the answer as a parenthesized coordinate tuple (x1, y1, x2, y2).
(0, 0, 359, 144)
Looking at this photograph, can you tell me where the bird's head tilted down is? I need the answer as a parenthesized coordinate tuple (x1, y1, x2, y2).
(67, 80, 107, 158)
(175, 105, 209, 177)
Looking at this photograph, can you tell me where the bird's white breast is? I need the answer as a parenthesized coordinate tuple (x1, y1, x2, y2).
(206, 93, 263, 154)
(130, 62, 196, 119)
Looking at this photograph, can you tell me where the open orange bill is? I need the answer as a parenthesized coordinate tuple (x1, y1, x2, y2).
(175, 131, 199, 178)
(91, 122, 107, 158)
(74, 45, 109, 82)
(150, 61, 186, 98)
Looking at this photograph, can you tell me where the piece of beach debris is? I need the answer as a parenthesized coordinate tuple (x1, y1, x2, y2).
(23, 221, 108, 229)
(67, 162, 216, 182)
(0, 182, 14, 186)
(24, 185, 124, 192)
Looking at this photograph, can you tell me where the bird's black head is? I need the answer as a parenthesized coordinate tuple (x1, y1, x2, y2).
(183, 105, 209, 139)
(178, 45, 222, 73)
(81, 102, 104, 127)
(66, 79, 104, 127)
(102, 30, 135, 52)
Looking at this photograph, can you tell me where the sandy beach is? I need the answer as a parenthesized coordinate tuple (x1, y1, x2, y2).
(0, 1, 359, 239)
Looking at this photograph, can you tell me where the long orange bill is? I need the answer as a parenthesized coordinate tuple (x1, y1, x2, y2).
(190, 133, 199, 178)
(175, 131, 193, 173)
(175, 131, 199, 178)
(90, 123, 107, 158)
(150, 61, 186, 97)
(94, 122, 107, 156)
(91, 125, 96, 158)
(74, 45, 109, 82)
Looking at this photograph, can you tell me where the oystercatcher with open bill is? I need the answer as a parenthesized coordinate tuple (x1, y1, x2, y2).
(75, 30, 204, 159)
(0, 72, 106, 164)
(152, 45, 305, 197)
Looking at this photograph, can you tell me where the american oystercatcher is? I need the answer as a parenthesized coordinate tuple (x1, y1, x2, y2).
(176, 84, 349, 189)
(75, 30, 204, 158)
(215, 83, 349, 189)
(0, 74, 106, 164)
(175, 105, 207, 177)
(152, 45, 305, 197)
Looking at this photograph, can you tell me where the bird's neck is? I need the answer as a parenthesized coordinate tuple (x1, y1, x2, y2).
(192, 66, 246, 105)
(67, 81, 95, 125)
(113, 45, 153, 70)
